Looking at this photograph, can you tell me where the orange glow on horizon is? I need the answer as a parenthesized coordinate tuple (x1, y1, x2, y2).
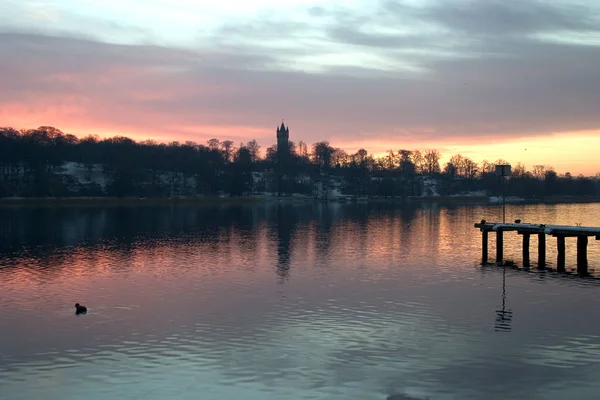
(335, 131, 600, 176)
(2, 106, 599, 176)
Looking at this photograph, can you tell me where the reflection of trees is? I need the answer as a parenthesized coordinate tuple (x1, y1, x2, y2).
(274, 205, 297, 284)
(495, 265, 513, 333)
(0, 202, 423, 267)
(353, 204, 370, 263)
(315, 204, 334, 260)
(0, 206, 237, 254)
(399, 204, 417, 226)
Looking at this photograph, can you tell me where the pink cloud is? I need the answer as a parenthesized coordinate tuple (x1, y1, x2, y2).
(2, 32, 600, 174)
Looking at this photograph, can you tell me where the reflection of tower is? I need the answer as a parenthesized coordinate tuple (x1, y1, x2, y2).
(275, 205, 294, 283)
(276, 121, 289, 161)
(495, 265, 513, 332)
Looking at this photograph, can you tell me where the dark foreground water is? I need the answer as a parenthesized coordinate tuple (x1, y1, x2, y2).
(1, 202, 600, 400)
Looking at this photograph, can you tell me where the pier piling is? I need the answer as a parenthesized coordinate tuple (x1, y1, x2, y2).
(538, 233, 546, 269)
(482, 230, 489, 264)
(577, 236, 588, 275)
(522, 233, 531, 268)
(557, 236, 566, 272)
(496, 230, 504, 263)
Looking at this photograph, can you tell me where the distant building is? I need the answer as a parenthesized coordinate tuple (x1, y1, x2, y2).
(276, 121, 289, 161)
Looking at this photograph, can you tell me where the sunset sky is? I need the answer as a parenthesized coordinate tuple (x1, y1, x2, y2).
(1, 0, 600, 175)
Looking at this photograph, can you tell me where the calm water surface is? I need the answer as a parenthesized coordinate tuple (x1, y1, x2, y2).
(1, 203, 600, 400)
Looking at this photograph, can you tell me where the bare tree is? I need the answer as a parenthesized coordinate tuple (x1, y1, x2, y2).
(398, 150, 416, 175)
(512, 162, 526, 178)
(220, 140, 235, 162)
(207, 138, 220, 151)
(332, 148, 348, 167)
(463, 158, 478, 179)
(448, 154, 465, 176)
(246, 139, 261, 162)
(532, 165, 546, 180)
(297, 141, 308, 158)
(480, 160, 495, 174)
(288, 140, 297, 155)
(423, 149, 441, 175)
(312, 141, 334, 169)
(355, 149, 368, 166)
(410, 150, 425, 174)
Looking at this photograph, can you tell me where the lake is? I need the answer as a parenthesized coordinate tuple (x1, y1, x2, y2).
(1, 202, 600, 400)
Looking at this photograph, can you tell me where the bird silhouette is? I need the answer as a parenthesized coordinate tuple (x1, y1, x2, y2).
(75, 303, 87, 315)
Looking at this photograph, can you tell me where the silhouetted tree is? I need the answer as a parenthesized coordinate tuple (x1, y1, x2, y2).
(0, 125, 597, 200)
(423, 149, 441, 175)
(246, 139, 260, 163)
(312, 141, 334, 170)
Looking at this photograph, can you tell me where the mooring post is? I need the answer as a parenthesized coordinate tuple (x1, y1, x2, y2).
(577, 236, 588, 275)
(482, 230, 489, 264)
(537, 233, 546, 269)
(557, 236, 566, 272)
(522, 233, 531, 268)
(496, 230, 504, 263)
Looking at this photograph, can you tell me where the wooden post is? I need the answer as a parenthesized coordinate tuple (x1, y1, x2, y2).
(482, 230, 489, 264)
(496, 230, 503, 263)
(577, 236, 588, 275)
(522, 233, 531, 268)
(537, 233, 546, 269)
(557, 236, 566, 272)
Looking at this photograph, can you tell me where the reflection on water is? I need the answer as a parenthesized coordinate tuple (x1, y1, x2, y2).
(494, 266, 513, 333)
(1, 203, 600, 400)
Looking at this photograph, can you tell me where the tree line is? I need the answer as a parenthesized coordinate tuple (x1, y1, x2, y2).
(0, 126, 598, 198)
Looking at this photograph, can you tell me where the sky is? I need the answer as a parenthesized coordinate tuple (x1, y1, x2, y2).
(1, 0, 600, 175)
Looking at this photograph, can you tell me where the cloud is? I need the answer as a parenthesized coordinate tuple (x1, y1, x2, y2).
(411, 0, 598, 36)
(1, 0, 600, 158)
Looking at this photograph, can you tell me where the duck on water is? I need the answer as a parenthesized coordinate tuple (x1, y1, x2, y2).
(75, 303, 87, 315)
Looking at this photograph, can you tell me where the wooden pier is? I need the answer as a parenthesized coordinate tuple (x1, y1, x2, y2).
(474, 221, 600, 275)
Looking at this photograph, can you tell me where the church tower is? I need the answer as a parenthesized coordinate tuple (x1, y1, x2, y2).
(276, 121, 289, 160)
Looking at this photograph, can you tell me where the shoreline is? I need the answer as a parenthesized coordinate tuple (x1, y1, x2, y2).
(1, 194, 600, 208)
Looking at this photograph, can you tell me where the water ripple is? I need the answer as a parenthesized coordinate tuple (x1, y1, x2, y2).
(1, 203, 600, 400)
